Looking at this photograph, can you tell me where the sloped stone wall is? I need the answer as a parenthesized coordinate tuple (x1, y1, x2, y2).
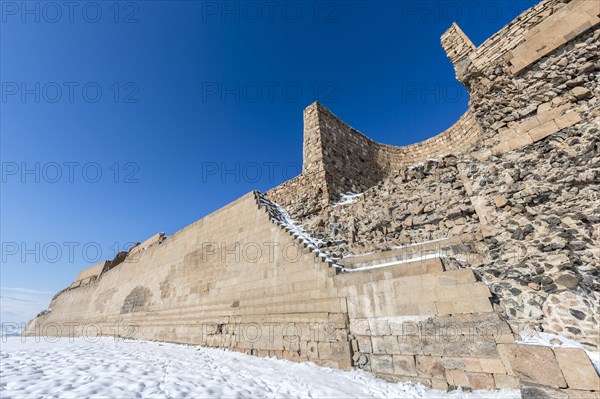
(25, 192, 352, 369)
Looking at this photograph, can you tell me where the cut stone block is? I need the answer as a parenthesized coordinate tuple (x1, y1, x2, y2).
(553, 348, 600, 391)
(554, 111, 582, 130)
(355, 335, 372, 353)
(466, 372, 495, 390)
(416, 356, 446, 379)
(493, 373, 520, 389)
(479, 357, 506, 374)
(431, 379, 449, 391)
(370, 355, 394, 374)
(570, 86, 592, 100)
(497, 344, 567, 388)
(393, 355, 417, 377)
(528, 120, 560, 142)
(445, 369, 470, 388)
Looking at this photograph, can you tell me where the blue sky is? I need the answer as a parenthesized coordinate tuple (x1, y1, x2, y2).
(0, 0, 538, 324)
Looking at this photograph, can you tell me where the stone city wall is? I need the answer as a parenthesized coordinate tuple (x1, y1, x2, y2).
(24, 0, 600, 394)
(24, 191, 599, 393)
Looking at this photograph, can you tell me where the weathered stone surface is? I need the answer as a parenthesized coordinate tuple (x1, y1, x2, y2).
(570, 87, 592, 100)
(479, 358, 507, 374)
(555, 274, 580, 289)
(370, 355, 394, 374)
(445, 369, 470, 388)
(493, 374, 520, 389)
(565, 389, 600, 399)
(497, 344, 567, 388)
(355, 335, 372, 354)
(493, 195, 509, 208)
(416, 356, 446, 379)
(520, 381, 574, 399)
(466, 372, 495, 390)
(393, 355, 417, 377)
(553, 348, 600, 391)
(430, 379, 449, 391)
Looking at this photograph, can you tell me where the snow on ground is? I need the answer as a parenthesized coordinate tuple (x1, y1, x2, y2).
(0, 337, 521, 399)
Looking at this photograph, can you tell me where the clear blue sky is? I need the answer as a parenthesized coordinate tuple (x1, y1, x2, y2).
(0, 0, 538, 324)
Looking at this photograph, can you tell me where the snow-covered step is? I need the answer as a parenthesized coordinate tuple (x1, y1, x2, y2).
(339, 234, 475, 269)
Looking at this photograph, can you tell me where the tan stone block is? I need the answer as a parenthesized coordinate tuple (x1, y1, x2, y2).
(505, 132, 534, 149)
(349, 319, 370, 336)
(440, 357, 466, 371)
(554, 348, 600, 391)
(497, 344, 567, 388)
(383, 335, 401, 354)
(305, 341, 319, 359)
(498, 127, 517, 141)
(416, 356, 446, 379)
(536, 103, 572, 124)
(330, 342, 352, 369)
(453, 357, 482, 373)
(435, 301, 454, 315)
(368, 319, 390, 336)
(452, 301, 475, 314)
(491, 143, 510, 156)
(393, 355, 418, 377)
(493, 195, 509, 208)
(514, 117, 541, 135)
(479, 357, 506, 374)
(355, 335, 372, 353)
(472, 299, 493, 313)
(467, 372, 495, 390)
(394, 303, 421, 316)
(397, 334, 424, 355)
(528, 120, 560, 142)
(317, 341, 333, 359)
(537, 102, 552, 114)
(445, 369, 470, 388)
(554, 111, 582, 130)
(430, 379, 448, 391)
(565, 389, 600, 399)
(493, 373, 519, 389)
(494, 333, 516, 344)
(437, 269, 476, 286)
(371, 336, 387, 354)
(370, 355, 394, 374)
(417, 303, 437, 316)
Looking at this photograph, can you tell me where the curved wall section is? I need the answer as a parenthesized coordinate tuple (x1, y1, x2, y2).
(267, 102, 482, 215)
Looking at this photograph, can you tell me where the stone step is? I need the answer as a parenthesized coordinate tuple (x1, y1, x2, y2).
(339, 234, 477, 269)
